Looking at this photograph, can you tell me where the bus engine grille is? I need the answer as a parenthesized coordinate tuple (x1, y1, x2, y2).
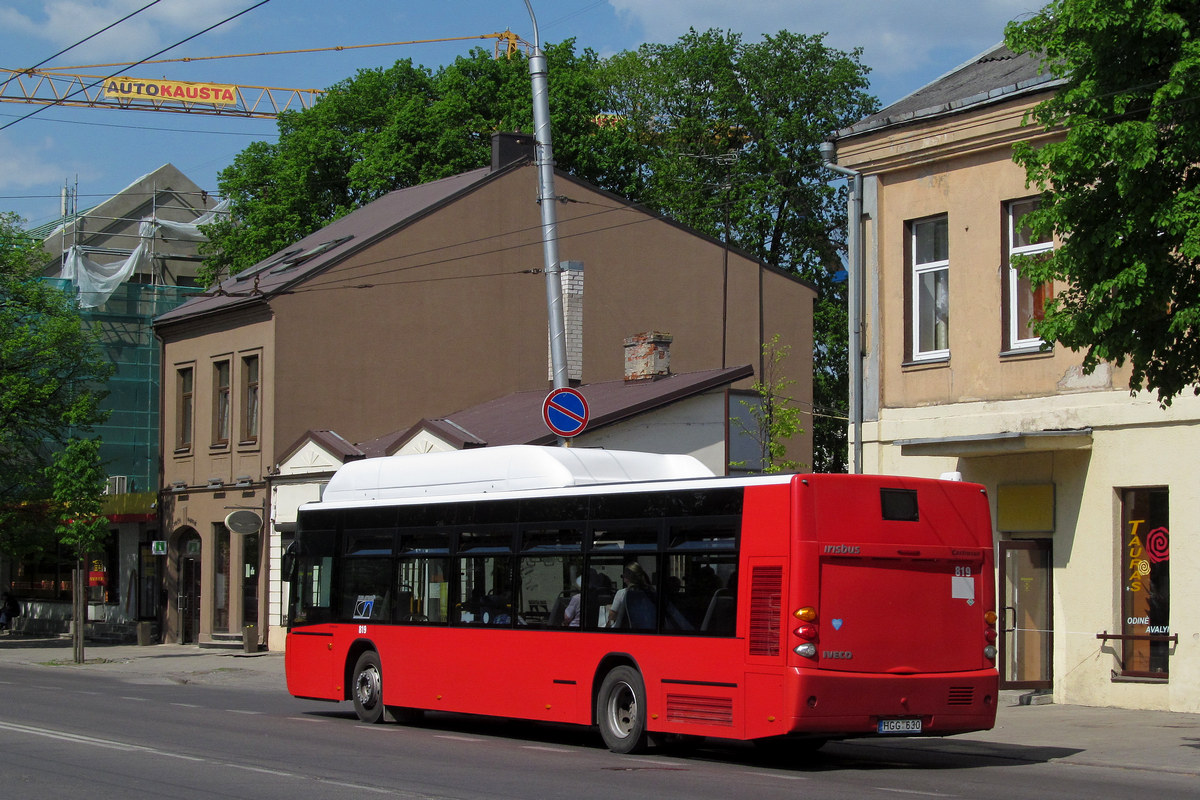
(666, 694, 735, 726)
(749, 565, 783, 656)
(947, 686, 975, 705)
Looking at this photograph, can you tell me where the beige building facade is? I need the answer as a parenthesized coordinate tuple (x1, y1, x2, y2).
(832, 45, 1197, 712)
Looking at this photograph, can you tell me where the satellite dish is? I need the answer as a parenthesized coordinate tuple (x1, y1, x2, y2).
(224, 509, 263, 534)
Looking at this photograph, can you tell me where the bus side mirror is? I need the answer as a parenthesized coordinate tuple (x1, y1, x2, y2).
(282, 541, 299, 582)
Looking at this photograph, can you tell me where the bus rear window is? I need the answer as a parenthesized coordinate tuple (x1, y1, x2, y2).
(880, 488, 919, 521)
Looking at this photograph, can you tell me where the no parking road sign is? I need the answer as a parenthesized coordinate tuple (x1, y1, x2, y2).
(542, 387, 589, 438)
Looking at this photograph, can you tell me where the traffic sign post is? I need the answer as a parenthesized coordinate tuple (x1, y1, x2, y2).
(542, 387, 589, 438)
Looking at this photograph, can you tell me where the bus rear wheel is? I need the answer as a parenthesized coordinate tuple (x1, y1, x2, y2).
(352, 651, 385, 724)
(597, 666, 648, 754)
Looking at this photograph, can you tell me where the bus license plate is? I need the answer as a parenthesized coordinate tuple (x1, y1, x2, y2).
(878, 718, 922, 734)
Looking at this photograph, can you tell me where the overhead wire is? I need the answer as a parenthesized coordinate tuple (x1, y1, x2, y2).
(18, 0, 165, 73)
(0, 0, 274, 134)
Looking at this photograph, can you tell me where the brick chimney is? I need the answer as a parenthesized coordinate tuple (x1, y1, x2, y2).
(624, 331, 672, 381)
(491, 131, 535, 171)
(548, 261, 584, 383)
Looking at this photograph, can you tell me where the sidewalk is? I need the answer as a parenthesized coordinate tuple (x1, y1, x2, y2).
(1, 635, 1197, 774)
(0, 634, 282, 688)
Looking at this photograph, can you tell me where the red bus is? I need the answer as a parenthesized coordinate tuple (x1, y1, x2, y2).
(284, 446, 998, 753)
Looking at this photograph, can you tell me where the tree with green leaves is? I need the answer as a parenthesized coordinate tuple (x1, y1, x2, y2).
(1006, 2, 1200, 403)
(0, 211, 111, 563)
(595, 30, 876, 470)
(731, 335, 805, 473)
(48, 436, 110, 662)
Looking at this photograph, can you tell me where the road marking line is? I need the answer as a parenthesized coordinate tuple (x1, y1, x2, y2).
(433, 734, 484, 742)
(0, 720, 204, 761)
(522, 745, 571, 753)
(742, 771, 809, 781)
(227, 764, 294, 777)
(319, 779, 393, 794)
(877, 789, 954, 797)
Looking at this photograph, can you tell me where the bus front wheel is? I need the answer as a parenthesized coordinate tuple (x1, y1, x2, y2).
(597, 666, 649, 754)
(352, 651, 385, 724)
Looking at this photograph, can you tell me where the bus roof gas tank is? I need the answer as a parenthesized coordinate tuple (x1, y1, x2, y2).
(319, 445, 714, 503)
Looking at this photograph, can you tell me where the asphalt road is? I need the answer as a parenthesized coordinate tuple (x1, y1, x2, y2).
(0, 652, 1196, 800)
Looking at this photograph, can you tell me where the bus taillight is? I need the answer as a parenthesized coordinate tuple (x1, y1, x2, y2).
(794, 623, 817, 640)
(793, 607, 819, 658)
(983, 610, 998, 660)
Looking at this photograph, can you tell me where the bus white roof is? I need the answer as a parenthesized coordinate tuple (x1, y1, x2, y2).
(319, 445, 716, 504)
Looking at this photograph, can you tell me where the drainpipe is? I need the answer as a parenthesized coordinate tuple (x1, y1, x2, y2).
(819, 140, 864, 475)
(524, 1, 569, 400)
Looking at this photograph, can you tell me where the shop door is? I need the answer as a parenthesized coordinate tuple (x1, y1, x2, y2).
(179, 544, 201, 645)
(999, 539, 1052, 689)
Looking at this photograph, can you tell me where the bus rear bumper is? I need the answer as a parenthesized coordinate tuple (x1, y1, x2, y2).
(780, 669, 998, 738)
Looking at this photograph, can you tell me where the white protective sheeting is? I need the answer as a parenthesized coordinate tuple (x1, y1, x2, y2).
(63, 199, 229, 307)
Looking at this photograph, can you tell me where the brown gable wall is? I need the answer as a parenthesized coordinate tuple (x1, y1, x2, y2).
(268, 163, 814, 463)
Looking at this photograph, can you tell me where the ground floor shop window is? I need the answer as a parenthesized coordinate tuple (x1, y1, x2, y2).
(1120, 488, 1170, 677)
(11, 537, 118, 603)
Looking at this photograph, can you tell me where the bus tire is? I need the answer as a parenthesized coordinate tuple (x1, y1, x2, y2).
(352, 651, 385, 724)
(597, 665, 649, 754)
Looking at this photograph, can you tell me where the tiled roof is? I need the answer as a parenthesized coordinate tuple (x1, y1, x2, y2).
(419, 364, 755, 448)
(836, 43, 1063, 139)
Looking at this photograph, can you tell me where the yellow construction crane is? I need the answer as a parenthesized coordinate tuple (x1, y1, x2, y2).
(0, 31, 527, 120)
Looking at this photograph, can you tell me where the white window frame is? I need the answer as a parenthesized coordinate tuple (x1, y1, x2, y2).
(910, 215, 950, 361)
(1006, 198, 1053, 351)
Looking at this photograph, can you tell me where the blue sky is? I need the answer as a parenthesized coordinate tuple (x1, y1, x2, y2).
(0, 0, 1043, 228)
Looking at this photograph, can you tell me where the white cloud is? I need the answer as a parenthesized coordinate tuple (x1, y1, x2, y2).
(0, 0, 254, 65)
(0, 134, 69, 191)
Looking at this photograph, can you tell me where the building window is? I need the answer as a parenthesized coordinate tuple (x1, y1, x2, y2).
(213, 359, 231, 447)
(241, 354, 260, 444)
(176, 366, 194, 451)
(1120, 488, 1170, 678)
(215, 523, 231, 633)
(910, 215, 949, 361)
(1005, 198, 1054, 351)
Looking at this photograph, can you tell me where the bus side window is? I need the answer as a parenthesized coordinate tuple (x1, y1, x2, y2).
(398, 530, 450, 624)
(340, 558, 393, 622)
(519, 526, 583, 628)
(457, 528, 514, 626)
(666, 522, 739, 635)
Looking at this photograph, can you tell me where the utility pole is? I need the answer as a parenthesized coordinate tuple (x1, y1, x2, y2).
(524, 0, 570, 446)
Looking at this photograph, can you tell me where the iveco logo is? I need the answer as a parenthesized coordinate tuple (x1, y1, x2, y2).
(823, 544, 861, 554)
(823, 651, 853, 659)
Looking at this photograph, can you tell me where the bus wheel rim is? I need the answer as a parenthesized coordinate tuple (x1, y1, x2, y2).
(608, 681, 637, 737)
(357, 665, 381, 709)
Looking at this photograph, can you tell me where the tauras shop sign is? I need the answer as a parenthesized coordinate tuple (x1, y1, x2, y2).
(105, 77, 238, 106)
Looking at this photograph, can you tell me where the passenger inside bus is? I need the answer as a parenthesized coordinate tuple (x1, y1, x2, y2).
(608, 562, 655, 629)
